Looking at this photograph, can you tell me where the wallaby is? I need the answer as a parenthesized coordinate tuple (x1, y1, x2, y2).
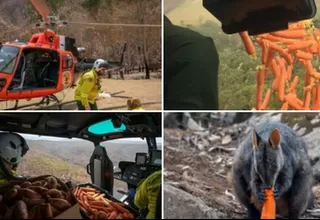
(231, 121, 314, 219)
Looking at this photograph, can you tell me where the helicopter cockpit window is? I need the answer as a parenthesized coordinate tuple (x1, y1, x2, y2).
(62, 55, 73, 69)
(0, 46, 19, 74)
(88, 119, 127, 135)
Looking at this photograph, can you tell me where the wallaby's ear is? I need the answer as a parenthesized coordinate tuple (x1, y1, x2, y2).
(252, 130, 259, 150)
(269, 128, 280, 149)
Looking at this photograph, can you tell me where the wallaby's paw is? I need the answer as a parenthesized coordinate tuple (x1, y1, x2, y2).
(257, 191, 265, 202)
(274, 188, 280, 199)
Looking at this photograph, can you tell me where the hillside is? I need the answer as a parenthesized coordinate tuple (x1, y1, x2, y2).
(16, 139, 150, 189)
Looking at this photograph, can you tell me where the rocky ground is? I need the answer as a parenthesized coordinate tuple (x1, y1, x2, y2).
(164, 112, 320, 219)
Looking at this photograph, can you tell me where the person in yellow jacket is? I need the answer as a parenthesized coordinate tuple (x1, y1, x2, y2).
(134, 170, 162, 219)
(0, 132, 29, 187)
(74, 59, 111, 110)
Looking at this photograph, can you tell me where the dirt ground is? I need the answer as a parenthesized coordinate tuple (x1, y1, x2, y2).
(0, 72, 162, 110)
(164, 128, 320, 219)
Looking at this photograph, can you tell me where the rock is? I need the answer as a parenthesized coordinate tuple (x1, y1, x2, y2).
(208, 135, 221, 144)
(312, 161, 320, 182)
(187, 117, 205, 131)
(221, 135, 232, 145)
(164, 183, 219, 219)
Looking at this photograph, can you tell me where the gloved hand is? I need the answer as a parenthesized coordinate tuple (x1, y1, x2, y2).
(99, 91, 111, 98)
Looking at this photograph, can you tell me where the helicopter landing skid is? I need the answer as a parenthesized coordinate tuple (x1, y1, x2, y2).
(38, 95, 60, 106)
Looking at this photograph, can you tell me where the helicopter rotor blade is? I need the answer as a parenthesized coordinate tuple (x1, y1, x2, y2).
(68, 21, 161, 28)
(29, 0, 50, 24)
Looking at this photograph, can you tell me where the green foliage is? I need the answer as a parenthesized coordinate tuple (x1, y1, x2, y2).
(82, 0, 102, 8)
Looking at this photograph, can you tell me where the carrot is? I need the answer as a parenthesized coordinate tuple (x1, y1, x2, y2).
(271, 30, 306, 39)
(260, 34, 298, 44)
(261, 188, 275, 219)
(94, 194, 105, 201)
(109, 201, 130, 214)
(266, 49, 274, 68)
(260, 89, 271, 110)
(287, 40, 314, 52)
(261, 40, 269, 64)
(296, 50, 313, 60)
(278, 64, 286, 101)
(316, 85, 320, 109)
(289, 76, 299, 94)
(239, 31, 256, 56)
(304, 90, 311, 110)
(97, 211, 109, 219)
(116, 213, 123, 219)
(82, 187, 98, 193)
(286, 65, 293, 81)
(281, 102, 289, 110)
(312, 87, 317, 110)
(127, 213, 134, 219)
(285, 94, 305, 110)
(108, 211, 118, 219)
(312, 72, 320, 79)
(269, 43, 292, 64)
(89, 201, 106, 207)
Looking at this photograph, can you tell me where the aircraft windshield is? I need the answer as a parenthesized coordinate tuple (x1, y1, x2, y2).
(0, 46, 19, 74)
(88, 119, 127, 135)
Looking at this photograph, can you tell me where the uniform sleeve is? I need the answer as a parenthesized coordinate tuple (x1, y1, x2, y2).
(79, 76, 94, 106)
(134, 178, 149, 209)
(164, 36, 219, 110)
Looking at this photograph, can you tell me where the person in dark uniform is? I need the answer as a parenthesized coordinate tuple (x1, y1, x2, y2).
(164, 5, 220, 110)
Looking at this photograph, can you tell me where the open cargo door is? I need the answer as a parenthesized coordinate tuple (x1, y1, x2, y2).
(86, 145, 114, 195)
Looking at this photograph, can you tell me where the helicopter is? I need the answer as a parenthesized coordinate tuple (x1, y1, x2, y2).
(0, 0, 136, 110)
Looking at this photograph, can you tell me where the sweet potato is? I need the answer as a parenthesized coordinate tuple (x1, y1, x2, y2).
(41, 203, 53, 218)
(20, 181, 32, 188)
(49, 198, 71, 211)
(4, 188, 18, 201)
(15, 200, 28, 219)
(3, 205, 15, 219)
(22, 197, 45, 207)
(47, 189, 63, 199)
(0, 195, 2, 203)
(27, 186, 48, 197)
(13, 185, 21, 190)
(31, 181, 43, 187)
(19, 188, 42, 199)
(28, 205, 41, 219)
(50, 205, 61, 217)
(46, 177, 58, 189)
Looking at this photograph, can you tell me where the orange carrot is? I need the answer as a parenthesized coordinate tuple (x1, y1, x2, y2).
(304, 90, 311, 110)
(316, 85, 320, 109)
(269, 43, 292, 64)
(285, 94, 305, 110)
(261, 40, 269, 64)
(89, 201, 106, 207)
(109, 201, 130, 214)
(82, 187, 98, 193)
(108, 211, 118, 219)
(287, 40, 314, 52)
(281, 102, 289, 110)
(289, 76, 299, 94)
(260, 34, 298, 44)
(271, 30, 306, 39)
(278, 64, 286, 101)
(312, 72, 320, 79)
(94, 194, 105, 201)
(286, 65, 293, 81)
(239, 31, 256, 56)
(260, 89, 271, 110)
(312, 87, 317, 110)
(261, 189, 275, 219)
(296, 50, 313, 60)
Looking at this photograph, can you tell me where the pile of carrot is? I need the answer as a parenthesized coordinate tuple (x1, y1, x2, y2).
(239, 19, 320, 110)
(72, 186, 135, 219)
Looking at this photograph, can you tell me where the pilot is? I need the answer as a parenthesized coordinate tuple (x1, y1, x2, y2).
(164, 0, 219, 110)
(74, 59, 111, 110)
(0, 132, 29, 187)
(133, 170, 162, 219)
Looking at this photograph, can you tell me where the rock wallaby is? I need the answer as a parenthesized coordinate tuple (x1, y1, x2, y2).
(231, 121, 314, 219)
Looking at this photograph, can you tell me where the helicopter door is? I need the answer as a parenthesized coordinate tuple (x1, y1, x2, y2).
(87, 145, 114, 195)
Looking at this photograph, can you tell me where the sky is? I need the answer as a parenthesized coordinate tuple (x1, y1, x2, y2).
(20, 133, 162, 144)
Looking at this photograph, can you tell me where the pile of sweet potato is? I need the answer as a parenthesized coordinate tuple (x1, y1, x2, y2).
(0, 175, 76, 219)
(73, 186, 135, 219)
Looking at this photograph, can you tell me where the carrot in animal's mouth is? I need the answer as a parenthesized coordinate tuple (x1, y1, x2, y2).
(261, 188, 276, 219)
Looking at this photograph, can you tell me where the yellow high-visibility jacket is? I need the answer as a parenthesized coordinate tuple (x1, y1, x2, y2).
(74, 69, 103, 107)
(134, 170, 161, 219)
